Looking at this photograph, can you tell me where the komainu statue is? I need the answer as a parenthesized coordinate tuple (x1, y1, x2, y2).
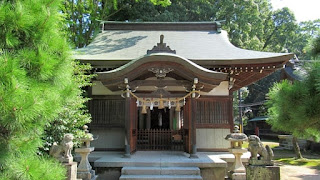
(248, 135, 274, 166)
(49, 133, 74, 163)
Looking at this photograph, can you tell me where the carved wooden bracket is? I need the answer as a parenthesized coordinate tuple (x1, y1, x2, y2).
(148, 67, 174, 78)
(147, 35, 176, 54)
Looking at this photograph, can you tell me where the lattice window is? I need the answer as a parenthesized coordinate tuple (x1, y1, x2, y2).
(89, 99, 125, 127)
(196, 99, 229, 125)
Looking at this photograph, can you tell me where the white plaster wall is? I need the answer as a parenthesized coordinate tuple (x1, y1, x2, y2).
(196, 128, 230, 149)
(90, 128, 125, 149)
(92, 81, 122, 95)
(201, 81, 229, 96)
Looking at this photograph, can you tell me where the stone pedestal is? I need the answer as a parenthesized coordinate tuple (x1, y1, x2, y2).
(228, 148, 247, 180)
(229, 148, 247, 173)
(77, 170, 97, 180)
(249, 159, 274, 166)
(189, 144, 198, 159)
(232, 172, 246, 180)
(246, 165, 280, 180)
(59, 157, 73, 164)
(75, 147, 97, 180)
(64, 162, 77, 180)
(123, 145, 131, 158)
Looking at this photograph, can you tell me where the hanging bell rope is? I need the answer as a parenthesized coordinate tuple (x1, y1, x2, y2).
(126, 90, 200, 103)
(125, 89, 200, 112)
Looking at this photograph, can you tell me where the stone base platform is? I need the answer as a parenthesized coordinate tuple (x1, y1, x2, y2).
(94, 151, 227, 168)
(74, 151, 249, 180)
(246, 165, 280, 180)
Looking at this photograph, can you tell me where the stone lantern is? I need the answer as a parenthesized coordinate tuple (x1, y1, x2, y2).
(75, 125, 97, 180)
(225, 125, 248, 180)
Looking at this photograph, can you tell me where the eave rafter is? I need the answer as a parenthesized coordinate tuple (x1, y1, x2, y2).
(230, 71, 269, 91)
(205, 62, 283, 74)
(203, 61, 286, 92)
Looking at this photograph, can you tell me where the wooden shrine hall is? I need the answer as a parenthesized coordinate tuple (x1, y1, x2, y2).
(75, 21, 293, 157)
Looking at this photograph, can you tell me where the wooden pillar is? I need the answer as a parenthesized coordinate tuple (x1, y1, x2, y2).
(138, 107, 144, 129)
(124, 97, 131, 158)
(175, 111, 180, 130)
(170, 108, 174, 129)
(190, 98, 198, 158)
(228, 95, 234, 132)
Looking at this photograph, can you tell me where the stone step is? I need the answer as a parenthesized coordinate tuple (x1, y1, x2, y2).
(121, 166, 201, 175)
(119, 175, 203, 180)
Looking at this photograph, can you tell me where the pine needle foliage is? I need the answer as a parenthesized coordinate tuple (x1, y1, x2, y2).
(41, 62, 94, 153)
(0, 0, 81, 179)
(267, 62, 320, 141)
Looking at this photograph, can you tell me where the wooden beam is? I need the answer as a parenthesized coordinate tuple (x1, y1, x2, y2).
(196, 124, 231, 128)
(129, 80, 191, 88)
(230, 71, 272, 91)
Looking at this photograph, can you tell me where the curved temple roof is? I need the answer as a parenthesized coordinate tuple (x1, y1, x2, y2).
(96, 53, 227, 81)
(75, 22, 293, 66)
(96, 54, 228, 92)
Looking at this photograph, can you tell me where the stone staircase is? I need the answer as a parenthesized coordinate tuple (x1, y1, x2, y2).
(119, 166, 203, 180)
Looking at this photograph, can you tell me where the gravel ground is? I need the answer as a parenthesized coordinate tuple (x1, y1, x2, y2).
(280, 164, 320, 180)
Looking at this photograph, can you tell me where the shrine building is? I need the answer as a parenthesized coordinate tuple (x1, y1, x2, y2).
(75, 21, 293, 157)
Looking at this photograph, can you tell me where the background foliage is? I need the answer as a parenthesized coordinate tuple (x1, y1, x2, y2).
(63, 0, 319, 59)
(41, 62, 94, 154)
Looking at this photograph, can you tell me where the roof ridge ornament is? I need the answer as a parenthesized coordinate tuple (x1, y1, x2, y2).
(147, 34, 176, 54)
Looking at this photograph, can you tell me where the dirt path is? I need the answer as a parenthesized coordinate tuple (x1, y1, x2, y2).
(261, 139, 320, 179)
(280, 164, 320, 180)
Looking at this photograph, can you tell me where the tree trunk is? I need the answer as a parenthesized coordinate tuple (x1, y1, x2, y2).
(262, 27, 277, 50)
(292, 136, 303, 159)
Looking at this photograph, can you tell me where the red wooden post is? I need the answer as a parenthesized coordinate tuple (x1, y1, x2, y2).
(255, 127, 260, 136)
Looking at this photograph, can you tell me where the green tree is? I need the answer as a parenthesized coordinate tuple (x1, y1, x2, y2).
(113, 0, 274, 50)
(267, 62, 320, 159)
(215, 0, 272, 50)
(244, 71, 281, 105)
(244, 18, 320, 115)
(311, 20, 320, 58)
(313, 36, 320, 57)
(62, 0, 171, 48)
(286, 19, 320, 60)
(0, 0, 79, 179)
(41, 62, 94, 154)
(114, 0, 216, 22)
(61, 0, 119, 48)
(261, 7, 298, 52)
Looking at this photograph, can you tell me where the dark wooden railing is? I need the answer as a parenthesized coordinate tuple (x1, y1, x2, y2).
(137, 129, 184, 151)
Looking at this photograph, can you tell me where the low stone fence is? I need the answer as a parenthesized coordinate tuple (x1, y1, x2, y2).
(278, 135, 307, 150)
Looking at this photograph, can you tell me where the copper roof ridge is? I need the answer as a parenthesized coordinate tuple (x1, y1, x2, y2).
(101, 21, 220, 31)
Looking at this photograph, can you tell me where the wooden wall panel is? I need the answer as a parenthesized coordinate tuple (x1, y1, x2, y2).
(89, 99, 125, 128)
